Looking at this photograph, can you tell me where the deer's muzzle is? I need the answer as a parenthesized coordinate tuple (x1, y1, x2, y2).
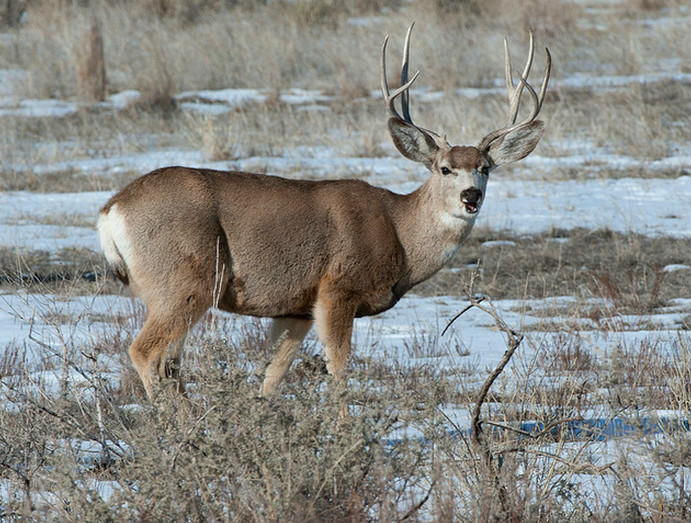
(461, 187, 483, 214)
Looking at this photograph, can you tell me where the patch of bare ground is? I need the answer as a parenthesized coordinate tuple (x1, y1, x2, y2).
(0, 247, 119, 295)
(417, 227, 691, 310)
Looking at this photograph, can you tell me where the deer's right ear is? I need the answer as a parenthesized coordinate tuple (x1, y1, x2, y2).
(388, 117, 439, 169)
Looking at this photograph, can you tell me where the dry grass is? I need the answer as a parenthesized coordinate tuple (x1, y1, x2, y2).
(0, 1, 690, 520)
(0, 0, 687, 182)
(416, 228, 691, 308)
(0, 288, 688, 521)
(0, 247, 110, 294)
(0, 0, 686, 167)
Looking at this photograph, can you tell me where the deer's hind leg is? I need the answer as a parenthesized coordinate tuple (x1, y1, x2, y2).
(125, 228, 231, 400)
(261, 317, 313, 396)
(128, 298, 210, 400)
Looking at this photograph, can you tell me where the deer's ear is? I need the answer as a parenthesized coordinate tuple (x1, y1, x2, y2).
(388, 117, 439, 169)
(487, 120, 545, 166)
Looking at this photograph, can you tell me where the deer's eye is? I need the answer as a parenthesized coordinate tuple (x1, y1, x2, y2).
(480, 166, 489, 176)
(441, 167, 452, 175)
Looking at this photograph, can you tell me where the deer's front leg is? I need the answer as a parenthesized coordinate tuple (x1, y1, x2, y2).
(313, 293, 356, 384)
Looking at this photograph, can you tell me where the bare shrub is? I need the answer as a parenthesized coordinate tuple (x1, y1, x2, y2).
(130, 36, 177, 111)
(0, 341, 26, 379)
(544, 332, 596, 372)
(1, 280, 689, 521)
(0, 330, 443, 522)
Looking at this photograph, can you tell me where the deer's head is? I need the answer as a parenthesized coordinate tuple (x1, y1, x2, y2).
(381, 25, 551, 223)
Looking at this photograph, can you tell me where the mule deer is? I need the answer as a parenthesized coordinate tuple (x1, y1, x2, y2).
(98, 25, 550, 400)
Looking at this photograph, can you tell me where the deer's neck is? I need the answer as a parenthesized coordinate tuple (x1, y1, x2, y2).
(391, 180, 475, 292)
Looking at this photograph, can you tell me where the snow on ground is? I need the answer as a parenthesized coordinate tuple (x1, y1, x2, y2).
(0, 190, 110, 251)
(1, 68, 689, 118)
(2, 290, 688, 387)
(478, 175, 691, 238)
(0, 64, 688, 401)
(1, 172, 689, 252)
(0, 23, 689, 513)
(0, 98, 80, 118)
(1, 66, 688, 250)
(9, 139, 691, 181)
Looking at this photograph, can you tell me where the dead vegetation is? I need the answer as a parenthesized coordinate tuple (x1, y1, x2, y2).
(0, 0, 688, 175)
(0, 0, 689, 520)
(417, 227, 691, 308)
(0, 290, 689, 522)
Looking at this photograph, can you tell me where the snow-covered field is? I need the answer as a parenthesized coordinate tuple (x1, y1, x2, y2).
(1, 0, 690, 518)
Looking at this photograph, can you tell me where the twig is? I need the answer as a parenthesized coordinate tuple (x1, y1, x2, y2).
(502, 446, 616, 475)
(308, 438, 364, 513)
(170, 405, 217, 472)
(435, 405, 473, 455)
(441, 296, 486, 337)
(483, 416, 585, 440)
(466, 296, 523, 521)
(470, 322, 523, 443)
(483, 420, 534, 438)
(399, 479, 437, 522)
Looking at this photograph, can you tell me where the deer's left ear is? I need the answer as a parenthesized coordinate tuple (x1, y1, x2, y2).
(487, 120, 545, 166)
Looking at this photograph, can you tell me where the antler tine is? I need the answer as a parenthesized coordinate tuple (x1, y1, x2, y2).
(536, 47, 552, 113)
(517, 45, 551, 124)
(504, 38, 513, 98)
(380, 25, 420, 123)
(478, 74, 532, 150)
(518, 72, 539, 122)
(505, 31, 535, 126)
(400, 22, 415, 122)
(517, 46, 551, 124)
(380, 35, 392, 99)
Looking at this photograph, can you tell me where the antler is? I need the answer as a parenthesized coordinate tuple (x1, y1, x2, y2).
(381, 23, 448, 146)
(380, 23, 421, 124)
(478, 31, 551, 152)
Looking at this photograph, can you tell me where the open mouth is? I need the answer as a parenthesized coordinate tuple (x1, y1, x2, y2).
(462, 200, 479, 214)
(460, 188, 482, 215)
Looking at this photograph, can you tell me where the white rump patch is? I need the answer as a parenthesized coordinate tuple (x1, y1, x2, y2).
(97, 204, 134, 273)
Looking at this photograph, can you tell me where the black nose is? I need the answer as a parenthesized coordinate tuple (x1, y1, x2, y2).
(461, 187, 482, 204)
